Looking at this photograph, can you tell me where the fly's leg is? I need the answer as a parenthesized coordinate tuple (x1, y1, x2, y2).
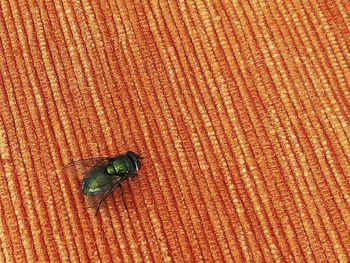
(119, 185, 127, 209)
(94, 184, 119, 215)
(94, 174, 130, 215)
(131, 171, 138, 181)
(95, 189, 114, 215)
(95, 201, 103, 216)
(120, 172, 137, 209)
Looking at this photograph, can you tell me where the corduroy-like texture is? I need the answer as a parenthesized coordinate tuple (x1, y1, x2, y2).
(0, 0, 350, 262)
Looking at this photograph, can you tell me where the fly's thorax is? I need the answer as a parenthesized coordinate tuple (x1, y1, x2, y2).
(106, 163, 116, 174)
(106, 155, 135, 175)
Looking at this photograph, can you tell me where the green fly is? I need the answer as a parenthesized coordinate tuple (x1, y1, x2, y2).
(65, 151, 143, 215)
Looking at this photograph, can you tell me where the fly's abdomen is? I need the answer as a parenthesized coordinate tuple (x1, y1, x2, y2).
(82, 166, 114, 195)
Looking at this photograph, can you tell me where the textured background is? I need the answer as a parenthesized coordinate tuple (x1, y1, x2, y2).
(0, 0, 350, 262)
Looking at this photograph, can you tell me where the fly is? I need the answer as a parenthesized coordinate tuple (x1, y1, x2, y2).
(65, 151, 143, 215)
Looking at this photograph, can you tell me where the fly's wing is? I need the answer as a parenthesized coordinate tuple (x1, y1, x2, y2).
(85, 174, 129, 210)
(85, 194, 105, 208)
(64, 157, 111, 181)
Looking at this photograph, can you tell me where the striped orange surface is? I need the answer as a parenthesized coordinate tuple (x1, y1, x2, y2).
(0, 0, 350, 262)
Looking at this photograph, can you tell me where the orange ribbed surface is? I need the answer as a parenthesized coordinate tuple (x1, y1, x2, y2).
(0, 0, 350, 262)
